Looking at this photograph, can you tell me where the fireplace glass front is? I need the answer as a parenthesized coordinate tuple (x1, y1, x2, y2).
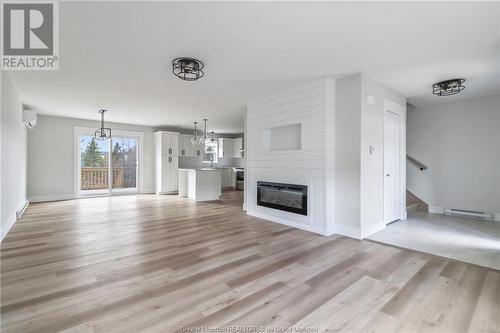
(257, 181, 307, 215)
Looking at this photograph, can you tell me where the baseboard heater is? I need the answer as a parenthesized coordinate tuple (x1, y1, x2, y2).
(16, 201, 29, 220)
(444, 208, 493, 221)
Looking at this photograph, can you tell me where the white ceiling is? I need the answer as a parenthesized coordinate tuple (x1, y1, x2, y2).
(7, 1, 499, 133)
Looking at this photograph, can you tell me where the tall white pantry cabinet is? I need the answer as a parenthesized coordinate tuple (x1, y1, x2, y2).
(155, 131, 180, 194)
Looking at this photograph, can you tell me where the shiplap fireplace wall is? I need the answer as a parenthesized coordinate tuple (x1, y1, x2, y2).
(245, 75, 407, 238)
(245, 78, 336, 235)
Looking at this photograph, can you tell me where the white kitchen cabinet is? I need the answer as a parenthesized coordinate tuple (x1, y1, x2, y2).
(220, 168, 233, 188)
(178, 169, 221, 201)
(232, 138, 243, 158)
(218, 138, 233, 158)
(194, 143, 203, 157)
(155, 131, 180, 194)
(155, 131, 179, 156)
(231, 168, 236, 188)
(179, 134, 190, 157)
(157, 155, 179, 193)
(169, 156, 179, 191)
(179, 134, 203, 157)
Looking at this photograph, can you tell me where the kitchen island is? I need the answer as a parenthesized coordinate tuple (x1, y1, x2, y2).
(178, 168, 221, 201)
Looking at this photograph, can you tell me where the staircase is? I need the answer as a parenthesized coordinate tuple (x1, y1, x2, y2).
(406, 190, 428, 214)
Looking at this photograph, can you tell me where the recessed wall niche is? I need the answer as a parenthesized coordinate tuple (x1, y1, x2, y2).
(261, 123, 302, 152)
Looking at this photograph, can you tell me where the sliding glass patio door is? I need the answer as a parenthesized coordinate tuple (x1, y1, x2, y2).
(76, 128, 141, 197)
(110, 136, 138, 192)
(79, 134, 111, 195)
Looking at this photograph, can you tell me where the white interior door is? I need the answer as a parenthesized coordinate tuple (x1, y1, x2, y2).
(384, 110, 401, 224)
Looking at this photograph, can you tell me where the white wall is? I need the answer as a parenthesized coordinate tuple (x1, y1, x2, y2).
(407, 94, 500, 219)
(28, 115, 156, 202)
(334, 74, 362, 237)
(1, 72, 28, 241)
(360, 74, 406, 236)
(246, 78, 336, 235)
(335, 73, 406, 238)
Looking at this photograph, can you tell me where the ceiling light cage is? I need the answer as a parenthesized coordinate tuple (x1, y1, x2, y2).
(95, 109, 111, 140)
(172, 57, 204, 81)
(432, 78, 465, 96)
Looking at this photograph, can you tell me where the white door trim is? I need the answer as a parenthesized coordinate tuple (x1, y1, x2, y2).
(74, 127, 145, 198)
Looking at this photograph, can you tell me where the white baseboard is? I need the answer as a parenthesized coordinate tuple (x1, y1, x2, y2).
(494, 213, 500, 222)
(30, 190, 156, 203)
(334, 224, 362, 240)
(157, 191, 178, 195)
(16, 200, 29, 219)
(1, 199, 29, 243)
(246, 210, 327, 236)
(1, 212, 17, 243)
(29, 194, 76, 203)
(429, 206, 445, 214)
(360, 222, 386, 238)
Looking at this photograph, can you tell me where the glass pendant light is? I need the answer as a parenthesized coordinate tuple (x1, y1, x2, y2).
(191, 122, 199, 145)
(200, 119, 209, 145)
(209, 131, 215, 142)
(95, 109, 111, 140)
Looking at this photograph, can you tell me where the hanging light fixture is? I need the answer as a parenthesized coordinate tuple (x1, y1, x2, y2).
(432, 79, 465, 96)
(95, 109, 111, 140)
(191, 122, 199, 145)
(172, 57, 204, 81)
(209, 131, 216, 143)
(200, 119, 209, 144)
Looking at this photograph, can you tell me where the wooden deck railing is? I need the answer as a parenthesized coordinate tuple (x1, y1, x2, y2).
(81, 167, 124, 190)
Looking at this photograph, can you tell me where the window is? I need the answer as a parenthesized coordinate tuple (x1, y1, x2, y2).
(203, 141, 218, 164)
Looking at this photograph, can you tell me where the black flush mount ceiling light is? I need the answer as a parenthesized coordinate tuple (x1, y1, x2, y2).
(95, 109, 111, 140)
(432, 78, 465, 96)
(172, 57, 204, 81)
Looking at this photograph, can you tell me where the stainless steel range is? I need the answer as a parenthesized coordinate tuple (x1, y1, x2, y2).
(235, 169, 244, 191)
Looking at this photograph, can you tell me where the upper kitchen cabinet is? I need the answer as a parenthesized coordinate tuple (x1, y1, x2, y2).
(179, 134, 203, 157)
(218, 138, 233, 158)
(218, 138, 243, 158)
(179, 134, 191, 157)
(232, 138, 243, 158)
(155, 131, 179, 156)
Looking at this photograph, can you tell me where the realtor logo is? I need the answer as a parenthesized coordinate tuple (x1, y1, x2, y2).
(1, 1, 58, 70)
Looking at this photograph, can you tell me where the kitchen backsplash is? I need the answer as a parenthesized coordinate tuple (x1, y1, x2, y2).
(179, 156, 245, 169)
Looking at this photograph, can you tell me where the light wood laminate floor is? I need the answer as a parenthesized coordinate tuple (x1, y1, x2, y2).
(1, 191, 499, 333)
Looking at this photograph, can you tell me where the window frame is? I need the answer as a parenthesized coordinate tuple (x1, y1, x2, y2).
(202, 140, 218, 164)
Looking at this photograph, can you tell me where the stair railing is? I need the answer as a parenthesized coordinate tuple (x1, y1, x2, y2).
(407, 155, 427, 170)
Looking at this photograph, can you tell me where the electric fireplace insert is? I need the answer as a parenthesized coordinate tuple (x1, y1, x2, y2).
(257, 181, 307, 215)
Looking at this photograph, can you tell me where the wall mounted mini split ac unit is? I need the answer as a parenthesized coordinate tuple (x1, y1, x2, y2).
(22, 110, 37, 128)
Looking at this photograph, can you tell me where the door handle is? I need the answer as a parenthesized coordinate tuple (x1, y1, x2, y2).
(386, 174, 390, 177)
